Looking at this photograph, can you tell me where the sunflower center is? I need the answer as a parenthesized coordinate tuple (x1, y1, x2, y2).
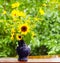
(14, 13, 16, 16)
(21, 26, 27, 32)
(19, 36, 21, 38)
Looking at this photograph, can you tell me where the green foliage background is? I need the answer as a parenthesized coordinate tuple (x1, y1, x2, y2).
(0, 0, 60, 57)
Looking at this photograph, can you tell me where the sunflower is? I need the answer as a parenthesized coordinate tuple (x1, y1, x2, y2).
(18, 24, 30, 35)
(11, 9, 20, 18)
(19, 11, 26, 18)
(11, 33, 14, 40)
(11, 2, 20, 8)
(2, 10, 6, 15)
(16, 34, 22, 40)
(11, 28, 15, 33)
(39, 8, 45, 15)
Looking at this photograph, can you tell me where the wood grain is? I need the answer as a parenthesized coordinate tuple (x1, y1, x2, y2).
(0, 55, 60, 62)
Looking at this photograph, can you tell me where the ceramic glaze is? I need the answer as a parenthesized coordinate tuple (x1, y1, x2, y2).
(16, 40, 30, 61)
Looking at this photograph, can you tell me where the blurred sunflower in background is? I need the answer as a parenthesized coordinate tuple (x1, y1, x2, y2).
(11, 28, 15, 33)
(11, 2, 20, 8)
(11, 9, 20, 18)
(39, 8, 45, 15)
(2, 10, 6, 15)
(11, 33, 14, 40)
(19, 11, 26, 18)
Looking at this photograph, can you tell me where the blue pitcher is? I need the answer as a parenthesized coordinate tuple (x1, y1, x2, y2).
(16, 39, 30, 61)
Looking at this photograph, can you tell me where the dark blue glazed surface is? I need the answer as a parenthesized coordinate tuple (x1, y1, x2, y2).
(16, 40, 30, 61)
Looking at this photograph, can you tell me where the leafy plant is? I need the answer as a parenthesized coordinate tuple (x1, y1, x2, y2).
(0, 0, 60, 57)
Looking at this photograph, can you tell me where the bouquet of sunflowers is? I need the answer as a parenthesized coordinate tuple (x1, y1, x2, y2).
(2, 1, 36, 45)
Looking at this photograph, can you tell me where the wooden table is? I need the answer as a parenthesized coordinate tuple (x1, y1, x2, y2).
(0, 55, 60, 62)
